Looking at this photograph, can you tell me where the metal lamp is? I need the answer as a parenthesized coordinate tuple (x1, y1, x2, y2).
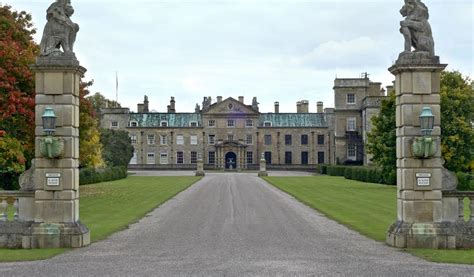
(42, 107, 57, 136)
(419, 107, 434, 136)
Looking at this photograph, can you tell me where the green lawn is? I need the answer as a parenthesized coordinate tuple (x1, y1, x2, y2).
(0, 176, 200, 262)
(263, 175, 474, 265)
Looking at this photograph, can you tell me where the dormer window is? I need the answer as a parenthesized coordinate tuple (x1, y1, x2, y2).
(263, 121, 272, 127)
(130, 121, 138, 127)
(189, 121, 198, 127)
(160, 121, 168, 127)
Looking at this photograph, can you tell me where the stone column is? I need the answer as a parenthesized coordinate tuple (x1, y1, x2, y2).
(195, 153, 205, 176)
(258, 153, 268, 177)
(386, 61, 448, 249)
(25, 59, 90, 248)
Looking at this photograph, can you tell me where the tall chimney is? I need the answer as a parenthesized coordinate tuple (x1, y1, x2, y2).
(217, 96, 223, 103)
(317, 101, 323, 113)
(144, 95, 149, 112)
(296, 101, 302, 113)
(301, 100, 309, 113)
(168, 96, 176, 113)
(238, 96, 244, 103)
(274, 102, 280, 113)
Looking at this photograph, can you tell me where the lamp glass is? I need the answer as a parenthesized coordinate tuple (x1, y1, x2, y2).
(419, 107, 434, 136)
(42, 107, 57, 135)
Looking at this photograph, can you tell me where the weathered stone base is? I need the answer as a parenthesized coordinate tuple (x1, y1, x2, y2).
(258, 171, 268, 177)
(396, 51, 440, 65)
(22, 222, 90, 249)
(387, 221, 474, 249)
(195, 171, 205, 176)
(0, 222, 33, 249)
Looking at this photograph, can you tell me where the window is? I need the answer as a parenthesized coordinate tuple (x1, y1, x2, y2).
(160, 152, 168, 164)
(318, 152, 325, 164)
(189, 121, 198, 127)
(246, 151, 253, 164)
(246, 134, 253, 145)
(264, 135, 272, 145)
(111, 121, 119, 128)
(130, 121, 138, 127)
(208, 134, 216, 145)
(160, 121, 168, 127)
(347, 93, 356, 104)
(208, 151, 216, 164)
(160, 135, 167, 145)
(190, 135, 198, 145)
(227, 120, 235, 127)
(147, 135, 155, 145)
(301, 134, 309, 145)
(285, 135, 292, 145)
(347, 144, 357, 160)
(264, 121, 272, 127)
(130, 134, 137, 144)
(301, 152, 309, 165)
(177, 151, 184, 164)
(264, 152, 272, 164)
(318, 135, 325, 145)
(285, 152, 292, 165)
(176, 135, 184, 145)
(227, 134, 234, 141)
(246, 119, 253, 127)
(347, 117, 356, 131)
(191, 151, 197, 164)
(208, 120, 216, 127)
(146, 152, 155, 164)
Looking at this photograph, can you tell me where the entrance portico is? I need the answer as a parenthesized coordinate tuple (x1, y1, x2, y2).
(216, 140, 248, 170)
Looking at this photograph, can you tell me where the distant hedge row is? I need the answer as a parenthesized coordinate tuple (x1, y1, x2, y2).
(80, 166, 127, 186)
(316, 164, 395, 185)
(316, 164, 474, 189)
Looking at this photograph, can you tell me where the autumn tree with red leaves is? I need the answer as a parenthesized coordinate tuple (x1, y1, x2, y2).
(0, 5, 38, 189)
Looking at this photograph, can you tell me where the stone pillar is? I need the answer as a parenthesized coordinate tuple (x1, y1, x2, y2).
(195, 154, 205, 176)
(258, 153, 268, 177)
(25, 59, 90, 248)
(386, 61, 449, 249)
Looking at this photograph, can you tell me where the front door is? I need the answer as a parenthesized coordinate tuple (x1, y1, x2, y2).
(225, 152, 237, 169)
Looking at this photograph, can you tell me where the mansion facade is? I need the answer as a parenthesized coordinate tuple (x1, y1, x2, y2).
(100, 75, 390, 170)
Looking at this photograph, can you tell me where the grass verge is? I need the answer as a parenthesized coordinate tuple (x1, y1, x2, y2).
(263, 175, 474, 265)
(0, 176, 200, 262)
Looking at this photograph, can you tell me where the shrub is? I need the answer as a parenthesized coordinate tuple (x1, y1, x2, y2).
(316, 164, 328, 175)
(80, 166, 127, 185)
(457, 172, 474, 191)
(326, 165, 347, 176)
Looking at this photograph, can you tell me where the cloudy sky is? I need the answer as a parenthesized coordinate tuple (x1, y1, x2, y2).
(9, 0, 473, 113)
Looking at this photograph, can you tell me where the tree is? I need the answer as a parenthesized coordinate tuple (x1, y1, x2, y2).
(0, 5, 38, 168)
(87, 92, 121, 116)
(100, 129, 134, 167)
(0, 133, 26, 190)
(367, 70, 474, 183)
(440, 71, 474, 172)
(366, 92, 397, 185)
(79, 81, 105, 168)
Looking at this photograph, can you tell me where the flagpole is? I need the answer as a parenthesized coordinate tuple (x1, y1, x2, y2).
(115, 71, 118, 107)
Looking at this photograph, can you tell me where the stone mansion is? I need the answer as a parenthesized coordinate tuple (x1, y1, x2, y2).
(100, 75, 391, 170)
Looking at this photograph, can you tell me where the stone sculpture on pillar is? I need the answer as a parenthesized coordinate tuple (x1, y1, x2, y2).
(258, 153, 268, 177)
(39, 0, 79, 58)
(397, 0, 438, 64)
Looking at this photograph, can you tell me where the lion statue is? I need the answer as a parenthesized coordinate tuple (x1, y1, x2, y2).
(39, 0, 79, 57)
(399, 0, 435, 56)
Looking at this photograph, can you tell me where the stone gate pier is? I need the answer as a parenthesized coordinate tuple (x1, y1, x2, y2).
(386, 0, 474, 249)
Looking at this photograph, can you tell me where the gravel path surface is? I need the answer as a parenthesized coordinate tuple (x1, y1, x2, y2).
(1, 173, 473, 276)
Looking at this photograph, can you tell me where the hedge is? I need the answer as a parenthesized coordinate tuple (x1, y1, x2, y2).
(326, 165, 347, 176)
(79, 166, 127, 186)
(457, 172, 474, 191)
(317, 164, 390, 185)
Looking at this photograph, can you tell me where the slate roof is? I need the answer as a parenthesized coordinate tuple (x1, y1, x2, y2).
(129, 113, 202, 127)
(258, 113, 327, 127)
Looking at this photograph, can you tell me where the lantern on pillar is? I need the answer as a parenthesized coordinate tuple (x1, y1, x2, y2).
(419, 107, 435, 136)
(42, 107, 57, 136)
(412, 107, 436, 158)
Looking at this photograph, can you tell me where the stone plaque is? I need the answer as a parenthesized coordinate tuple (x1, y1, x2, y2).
(46, 173, 61, 186)
(417, 177, 430, 186)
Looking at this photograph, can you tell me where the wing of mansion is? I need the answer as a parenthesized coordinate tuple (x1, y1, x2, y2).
(100, 75, 392, 170)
